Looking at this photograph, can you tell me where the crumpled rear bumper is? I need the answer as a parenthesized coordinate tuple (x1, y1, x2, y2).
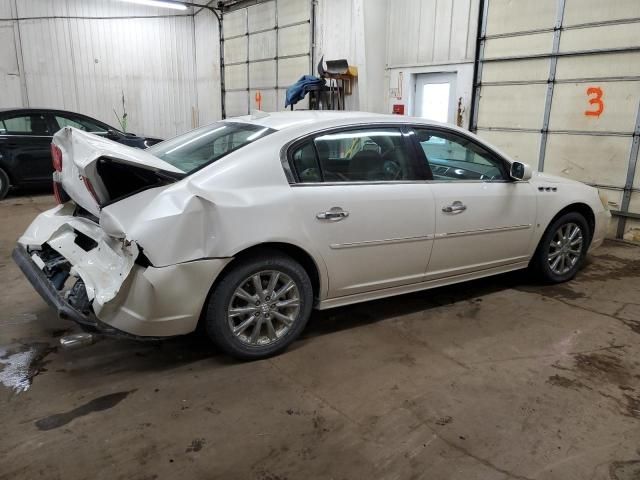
(14, 205, 232, 337)
(12, 244, 129, 336)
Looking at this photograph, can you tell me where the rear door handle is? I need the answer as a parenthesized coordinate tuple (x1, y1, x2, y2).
(316, 207, 349, 221)
(442, 201, 467, 213)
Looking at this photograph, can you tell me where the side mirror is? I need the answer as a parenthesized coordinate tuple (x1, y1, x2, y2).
(106, 129, 120, 139)
(510, 161, 532, 181)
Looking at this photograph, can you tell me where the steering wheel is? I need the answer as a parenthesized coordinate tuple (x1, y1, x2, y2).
(383, 160, 402, 180)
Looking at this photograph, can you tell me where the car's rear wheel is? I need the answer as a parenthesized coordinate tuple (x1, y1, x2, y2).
(530, 211, 590, 283)
(0, 168, 10, 200)
(204, 251, 313, 360)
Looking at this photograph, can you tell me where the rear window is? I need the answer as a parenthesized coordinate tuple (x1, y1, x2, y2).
(147, 121, 274, 174)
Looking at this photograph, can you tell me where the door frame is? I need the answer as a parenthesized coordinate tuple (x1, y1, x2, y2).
(413, 72, 458, 124)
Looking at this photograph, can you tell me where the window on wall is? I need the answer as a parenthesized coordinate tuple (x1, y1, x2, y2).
(0, 115, 51, 135)
(291, 128, 419, 182)
(414, 128, 507, 181)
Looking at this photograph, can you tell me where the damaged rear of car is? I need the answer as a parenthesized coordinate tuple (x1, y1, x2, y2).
(13, 122, 275, 339)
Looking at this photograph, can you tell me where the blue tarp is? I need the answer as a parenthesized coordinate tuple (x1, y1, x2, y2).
(285, 75, 325, 108)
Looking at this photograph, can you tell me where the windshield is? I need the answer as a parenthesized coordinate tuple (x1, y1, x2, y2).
(147, 121, 274, 174)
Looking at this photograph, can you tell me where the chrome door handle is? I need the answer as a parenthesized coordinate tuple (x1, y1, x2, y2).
(442, 201, 467, 213)
(316, 207, 349, 221)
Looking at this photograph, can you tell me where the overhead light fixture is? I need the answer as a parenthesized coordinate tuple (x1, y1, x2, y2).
(120, 0, 188, 10)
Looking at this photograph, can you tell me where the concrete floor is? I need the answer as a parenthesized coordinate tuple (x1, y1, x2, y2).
(1, 194, 640, 480)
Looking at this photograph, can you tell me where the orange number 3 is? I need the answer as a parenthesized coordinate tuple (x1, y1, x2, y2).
(585, 86, 604, 117)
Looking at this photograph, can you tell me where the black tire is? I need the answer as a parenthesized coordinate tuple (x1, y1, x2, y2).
(204, 250, 313, 360)
(0, 168, 10, 200)
(529, 211, 590, 283)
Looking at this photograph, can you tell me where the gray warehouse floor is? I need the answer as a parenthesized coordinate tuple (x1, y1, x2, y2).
(1, 195, 640, 480)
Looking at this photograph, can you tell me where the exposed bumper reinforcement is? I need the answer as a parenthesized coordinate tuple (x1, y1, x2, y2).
(11, 245, 161, 340)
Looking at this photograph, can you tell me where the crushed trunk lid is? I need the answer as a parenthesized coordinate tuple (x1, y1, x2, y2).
(53, 127, 184, 216)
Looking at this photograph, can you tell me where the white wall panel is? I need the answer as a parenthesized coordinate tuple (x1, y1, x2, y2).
(225, 64, 248, 89)
(485, 0, 556, 36)
(278, 23, 309, 57)
(386, 0, 478, 67)
(225, 36, 248, 64)
(223, 9, 246, 38)
(248, 2, 275, 31)
(0, 22, 23, 108)
(549, 82, 640, 133)
(477, 84, 547, 130)
(482, 58, 549, 83)
(556, 52, 640, 80)
(544, 134, 631, 186)
(277, 0, 309, 26)
(249, 30, 276, 60)
(564, 0, 640, 27)
(225, 90, 248, 117)
(249, 61, 276, 88)
(484, 33, 553, 59)
(560, 23, 640, 52)
(0, 0, 11, 17)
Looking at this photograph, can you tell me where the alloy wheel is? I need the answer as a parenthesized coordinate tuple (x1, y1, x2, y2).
(547, 222, 583, 275)
(227, 270, 301, 346)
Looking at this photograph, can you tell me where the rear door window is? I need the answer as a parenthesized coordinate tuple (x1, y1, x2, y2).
(290, 127, 421, 183)
(54, 115, 109, 133)
(0, 114, 52, 136)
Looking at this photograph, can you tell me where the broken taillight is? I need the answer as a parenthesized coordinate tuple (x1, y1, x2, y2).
(81, 176, 100, 205)
(51, 144, 63, 172)
(53, 181, 70, 204)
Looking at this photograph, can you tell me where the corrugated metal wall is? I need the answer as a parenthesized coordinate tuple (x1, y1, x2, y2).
(0, 0, 211, 139)
(384, 0, 480, 125)
(386, 0, 478, 68)
(472, 0, 640, 240)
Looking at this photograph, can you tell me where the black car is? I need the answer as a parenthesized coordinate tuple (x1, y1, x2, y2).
(0, 108, 163, 199)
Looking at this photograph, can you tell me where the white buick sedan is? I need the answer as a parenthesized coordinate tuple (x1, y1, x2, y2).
(14, 112, 609, 359)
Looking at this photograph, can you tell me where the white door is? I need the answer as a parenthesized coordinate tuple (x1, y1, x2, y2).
(288, 127, 436, 298)
(414, 73, 457, 124)
(410, 127, 537, 278)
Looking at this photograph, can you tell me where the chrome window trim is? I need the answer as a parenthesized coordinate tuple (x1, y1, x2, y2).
(289, 178, 518, 187)
(280, 122, 519, 186)
(279, 122, 420, 185)
(407, 124, 513, 181)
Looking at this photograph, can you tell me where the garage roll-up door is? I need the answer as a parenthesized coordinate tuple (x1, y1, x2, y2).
(222, 0, 312, 117)
(471, 0, 640, 239)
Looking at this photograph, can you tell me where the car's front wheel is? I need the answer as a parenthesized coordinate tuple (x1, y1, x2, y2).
(204, 250, 313, 360)
(530, 211, 590, 283)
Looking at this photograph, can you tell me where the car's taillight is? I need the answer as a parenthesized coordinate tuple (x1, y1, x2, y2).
(51, 144, 63, 172)
(81, 176, 100, 205)
(52, 181, 70, 204)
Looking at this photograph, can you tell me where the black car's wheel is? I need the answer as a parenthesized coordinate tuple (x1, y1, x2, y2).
(204, 250, 313, 360)
(0, 168, 10, 200)
(530, 211, 590, 283)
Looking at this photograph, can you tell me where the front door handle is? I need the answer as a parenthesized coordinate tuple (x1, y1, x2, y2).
(442, 201, 467, 214)
(316, 207, 349, 221)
